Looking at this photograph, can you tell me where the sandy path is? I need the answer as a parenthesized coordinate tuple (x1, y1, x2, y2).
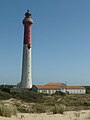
(0, 110, 90, 120)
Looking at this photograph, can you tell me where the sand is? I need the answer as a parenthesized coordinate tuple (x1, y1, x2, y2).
(0, 110, 90, 120)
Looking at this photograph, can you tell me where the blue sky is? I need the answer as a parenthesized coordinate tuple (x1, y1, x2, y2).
(0, 0, 90, 85)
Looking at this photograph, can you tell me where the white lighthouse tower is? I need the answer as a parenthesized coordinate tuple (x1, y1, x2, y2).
(21, 10, 33, 88)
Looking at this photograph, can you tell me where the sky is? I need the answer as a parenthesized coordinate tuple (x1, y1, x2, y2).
(0, 0, 90, 86)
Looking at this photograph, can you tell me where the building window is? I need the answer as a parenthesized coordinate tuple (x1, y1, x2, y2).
(52, 90, 54, 94)
(42, 90, 46, 93)
(48, 90, 51, 94)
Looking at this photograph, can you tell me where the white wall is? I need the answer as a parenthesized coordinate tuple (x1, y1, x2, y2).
(64, 88, 86, 94)
(38, 88, 86, 94)
(38, 89, 62, 94)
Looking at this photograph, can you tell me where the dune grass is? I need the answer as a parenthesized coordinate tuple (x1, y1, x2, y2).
(0, 103, 17, 117)
(52, 104, 66, 114)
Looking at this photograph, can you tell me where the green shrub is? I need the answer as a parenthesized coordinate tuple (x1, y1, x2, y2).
(52, 91, 66, 96)
(32, 104, 45, 113)
(0, 91, 12, 100)
(12, 90, 43, 102)
(52, 104, 66, 114)
(0, 103, 17, 117)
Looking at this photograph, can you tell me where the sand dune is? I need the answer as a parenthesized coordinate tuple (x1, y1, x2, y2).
(0, 110, 90, 120)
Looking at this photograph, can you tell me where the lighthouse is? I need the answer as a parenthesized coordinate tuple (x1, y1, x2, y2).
(21, 10, 33, 88)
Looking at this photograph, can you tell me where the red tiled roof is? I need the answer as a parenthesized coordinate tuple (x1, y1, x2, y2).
(64, 86, 85, 89)
(37, 85, 62, 89)
(37, 82, 65, 89)
(37, 82, 85, 89)
(45, 82, 63, 86)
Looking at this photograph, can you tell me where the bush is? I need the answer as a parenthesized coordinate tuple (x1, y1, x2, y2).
(32, 104, 45, 113)
(0, 103, 17, 117)
(0, 91, 12, 100)
(52, 104, 66, 114)
(52, 91, 66, 96)
(12, 90, 43, 102)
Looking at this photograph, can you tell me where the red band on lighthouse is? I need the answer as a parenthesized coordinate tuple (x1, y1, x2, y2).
(23, 11, 33, 46)
(24, 24, 31, 45)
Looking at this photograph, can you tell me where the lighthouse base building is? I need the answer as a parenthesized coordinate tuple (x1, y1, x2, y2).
(37, 82, 86, 94)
